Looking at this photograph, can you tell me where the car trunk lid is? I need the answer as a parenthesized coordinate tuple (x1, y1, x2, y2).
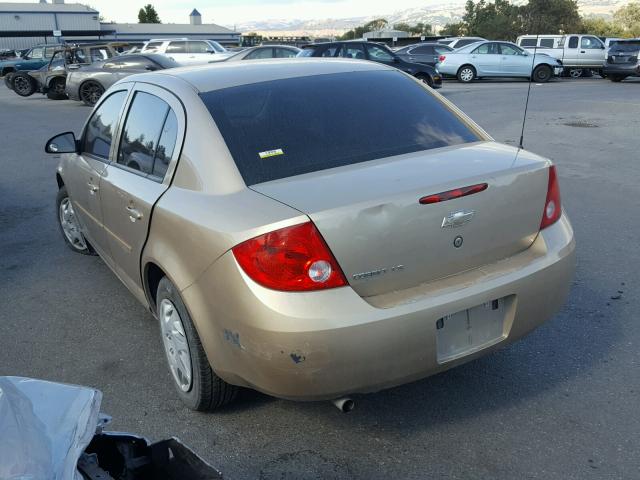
(251, 142, 550, 298)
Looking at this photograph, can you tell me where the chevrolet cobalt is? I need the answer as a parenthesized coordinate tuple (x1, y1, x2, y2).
(46, 59, 575, 411)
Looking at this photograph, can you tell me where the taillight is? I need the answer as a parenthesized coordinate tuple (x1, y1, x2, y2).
(439, 55, 446, 62)
(232, 222, 347, 292)
(540, 165, 561, 229)
(419, 183, 488, 205)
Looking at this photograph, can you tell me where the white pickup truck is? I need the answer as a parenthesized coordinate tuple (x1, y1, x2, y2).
(516, 34, 606, 77)
(141, 38, 233, 65)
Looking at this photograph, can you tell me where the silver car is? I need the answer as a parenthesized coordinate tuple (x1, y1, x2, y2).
(438, 40, 563, 83)
(219, 45, 301, 62)
(65, 54, 179, 106)
(46, 59, 575, 411)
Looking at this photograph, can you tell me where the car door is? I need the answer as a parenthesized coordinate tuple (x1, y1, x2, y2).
(579, 35, 605, 66)
(563, 35, 580, 65)
(100, 83, 184, 303)
(364, 43, 397, 66)
(339, 43, 366, 60)
(470, 42, 501, 75)
(499, 43, 531, 76)
(64, 89, 130, 259)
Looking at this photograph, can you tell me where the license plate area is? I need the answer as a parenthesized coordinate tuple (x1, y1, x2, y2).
(436, 296, 512, 364)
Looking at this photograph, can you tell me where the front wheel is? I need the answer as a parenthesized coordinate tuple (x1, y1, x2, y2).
(47, 77, 67, 100)
(156, 277, 238, 411)
(12, 72, 36, 97)
(532, 65, 552, 83)
(79, 80, 104, 106)
(3, 71, 15, 90)
(457, 65, 476, 83)
(415, 73, 433, 87)
(56, 186, 96, 255)
(567, 68, 583, 78)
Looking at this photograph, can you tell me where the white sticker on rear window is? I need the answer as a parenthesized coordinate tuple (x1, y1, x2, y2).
(259, 148, 284, 159)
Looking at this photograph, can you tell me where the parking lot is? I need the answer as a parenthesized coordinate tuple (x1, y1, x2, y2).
(1, 77, 639, 479)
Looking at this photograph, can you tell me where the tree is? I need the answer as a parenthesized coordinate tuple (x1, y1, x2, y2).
(393, 22, 412, 32)
(579, 16, 624, 36)
(363, 18, 389, 31)
(410, 22, 433, 35)
(440, 22, 465, 36)
(521, 0, 581, 34)
(613, 1, 640, 36)
(462, 0, 524, 40)
(138, 4, 161, 23)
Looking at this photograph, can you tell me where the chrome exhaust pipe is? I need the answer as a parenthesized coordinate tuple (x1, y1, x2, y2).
(332, 397, 354, 413)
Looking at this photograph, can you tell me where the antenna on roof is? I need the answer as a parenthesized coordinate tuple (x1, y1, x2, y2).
(518, 34, 539, 149)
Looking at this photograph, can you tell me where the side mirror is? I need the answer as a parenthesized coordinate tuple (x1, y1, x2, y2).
(45, 132, 78, 154)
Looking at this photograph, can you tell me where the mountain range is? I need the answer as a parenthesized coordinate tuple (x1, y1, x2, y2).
(226, 0, 630, 36)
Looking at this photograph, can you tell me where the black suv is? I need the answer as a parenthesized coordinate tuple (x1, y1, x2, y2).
(299, 41, 442, 88)
(604, 39, 640, 82)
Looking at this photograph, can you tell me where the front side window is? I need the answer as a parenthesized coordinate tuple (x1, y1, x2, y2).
(166, 41, 187, 53)
(581, 36, 602, 49)
(29, 47, 43, 59)
(500, 44, 522, 55)
(188, 41, 211, 54)
(321, 46, 339, 57)
(274, 48, 297, 58)
(366, 44, 394, 61)
(200, 70, 480, 186)
(117, 91, 177, 179)
(245, 48, 274, 60)
(83, 90, 128, 159)
(340, 44, 365, 59)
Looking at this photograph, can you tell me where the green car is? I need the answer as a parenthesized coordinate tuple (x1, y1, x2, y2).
(1, 44, 59, 89)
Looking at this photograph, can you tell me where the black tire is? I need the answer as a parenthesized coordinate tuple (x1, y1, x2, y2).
(4, 71, 15, 90)
(532, 65, 552, 83)
(609, 75, 626, 82)
(56, 186, 96, 255)
(12, 72, 36, 97)
(415, 73, 433, 87)
(457, 65, 476, 83)
(566, 68, 583, 79)
(79, 80, 104, 106)
(46, 77, 67, 100)
(156, 277, 238, 411)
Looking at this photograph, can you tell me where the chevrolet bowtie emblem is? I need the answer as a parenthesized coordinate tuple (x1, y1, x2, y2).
(441, 209, 475, 228)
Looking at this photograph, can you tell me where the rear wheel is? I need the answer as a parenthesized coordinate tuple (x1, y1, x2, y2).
(79, 80, 104, 106)
(415, 73, 433, 87)
(156, 277, 238, 411)
(12, 72, 36, 97)
(47, 77, 67, 100)
(3, 71, 15, 90)
(457, 65, 476, 83)
(532, 65, 552, 83)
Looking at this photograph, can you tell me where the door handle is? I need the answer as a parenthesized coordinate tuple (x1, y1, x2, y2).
(126, 205, 143, 222)
(87, 182, 98, 194)
(580, 50, 586, 53)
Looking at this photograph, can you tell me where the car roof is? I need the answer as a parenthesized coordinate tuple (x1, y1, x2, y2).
(142, 58, 392, 92)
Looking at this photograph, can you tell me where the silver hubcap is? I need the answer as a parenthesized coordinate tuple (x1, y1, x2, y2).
(570, 69, 582, 78)
(59, 198, 87, 250)
(460, 68, 474, 82)
(160, 299, 192, 392)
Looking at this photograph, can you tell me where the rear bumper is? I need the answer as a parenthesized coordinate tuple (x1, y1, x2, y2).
(603, 64, 640, 76)
(183, 214, 575, 401)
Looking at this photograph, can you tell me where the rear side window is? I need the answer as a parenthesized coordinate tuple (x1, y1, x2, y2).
(117, 91, 177, 179)
(83, 90, 128, 159)
(274, 48, 297, 58)
(520, 38, 537, 47)
(568, 36, 579, 48)
(144, 42, 163, 53)
(540, 38, 555, 48)
(167, 41, 187, 53)
(200, 71, 480, 186)
(245, 48, 274, 60)
(410, 45, 433, 54)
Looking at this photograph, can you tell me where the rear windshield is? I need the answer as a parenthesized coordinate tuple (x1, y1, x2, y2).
(610, 41, 640, 52)
(199, 70, 480, 186)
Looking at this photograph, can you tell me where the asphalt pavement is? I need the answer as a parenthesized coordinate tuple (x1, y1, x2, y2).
(0, 77, 638, 479)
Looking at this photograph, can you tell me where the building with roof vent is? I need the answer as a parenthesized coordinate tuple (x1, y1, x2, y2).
(189, 8, 201, 26)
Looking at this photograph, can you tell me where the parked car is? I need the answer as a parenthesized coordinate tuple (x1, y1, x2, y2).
(299, 41, 442, 88)
(11, 43, 124, 100)
(437, 37, 486, 49)
(437, 40, 563, 83)
(1, 44, 59, 89)
(395, 42, 454, 66)
(220, 45, 301, 62)
(141, 38, 233, 65)
(603, 39, 640, 82)
(45, 59, 574, 411)
(517, 34, 606, 77)
(65, 54, 179, 106)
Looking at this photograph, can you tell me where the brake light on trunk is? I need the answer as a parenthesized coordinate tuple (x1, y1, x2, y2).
(540, 165, 561, 229)
(419, 183, 488, 204)
(439, 55, 446, 62)
(232, 222, 347, 291)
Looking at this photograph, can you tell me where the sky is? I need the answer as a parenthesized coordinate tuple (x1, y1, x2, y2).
(89, 0, 442, 26)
